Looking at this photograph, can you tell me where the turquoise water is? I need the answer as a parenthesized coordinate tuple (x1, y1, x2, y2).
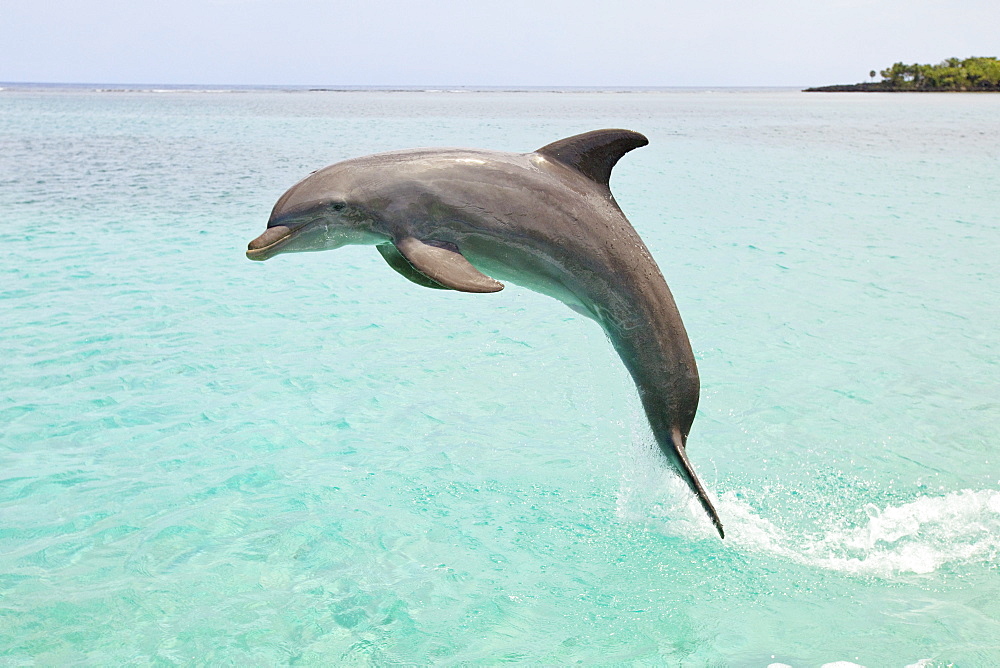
(1, 87, 999, 665)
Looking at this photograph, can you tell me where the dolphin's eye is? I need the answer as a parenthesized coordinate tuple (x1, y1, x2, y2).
(330, 201, 347, 211)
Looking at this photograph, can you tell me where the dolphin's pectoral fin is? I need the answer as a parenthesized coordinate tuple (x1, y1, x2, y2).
(394, 237, 504, 293)
(377, 243, 451, 290)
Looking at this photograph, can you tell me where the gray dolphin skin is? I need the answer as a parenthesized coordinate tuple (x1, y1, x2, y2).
(247, 130, 725, 538)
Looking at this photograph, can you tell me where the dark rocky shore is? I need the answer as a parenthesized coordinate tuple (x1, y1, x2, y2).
(804, 83, 892, 92)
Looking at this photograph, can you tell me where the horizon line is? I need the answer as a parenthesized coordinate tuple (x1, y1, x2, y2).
(0, 81, 808, 92)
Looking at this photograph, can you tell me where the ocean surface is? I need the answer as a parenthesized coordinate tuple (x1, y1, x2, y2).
(1, 85, 998, 666)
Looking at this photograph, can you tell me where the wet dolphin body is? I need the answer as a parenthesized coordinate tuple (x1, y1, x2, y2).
(247, 129, 725, 538)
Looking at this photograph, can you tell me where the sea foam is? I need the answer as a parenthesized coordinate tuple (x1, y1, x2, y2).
(616, 439, 1000, 576)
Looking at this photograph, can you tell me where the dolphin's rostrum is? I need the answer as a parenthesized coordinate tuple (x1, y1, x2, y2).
(247, 130, 725, 538)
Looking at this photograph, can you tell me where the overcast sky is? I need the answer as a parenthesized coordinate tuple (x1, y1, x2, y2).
(2, 0, 997, 87)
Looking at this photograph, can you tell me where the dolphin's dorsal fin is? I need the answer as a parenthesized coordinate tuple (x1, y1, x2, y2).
(394, 237, 504, 293)
(535, 129, 648, 187)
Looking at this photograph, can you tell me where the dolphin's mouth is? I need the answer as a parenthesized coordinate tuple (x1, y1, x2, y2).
(246, 224, 298, 261)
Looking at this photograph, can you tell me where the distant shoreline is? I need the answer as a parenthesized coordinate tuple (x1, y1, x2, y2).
(804, 82, 999, 93)
(806, 57, 1000, 92)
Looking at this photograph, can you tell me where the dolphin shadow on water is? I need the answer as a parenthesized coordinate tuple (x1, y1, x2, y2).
(247, 129, 725, 538)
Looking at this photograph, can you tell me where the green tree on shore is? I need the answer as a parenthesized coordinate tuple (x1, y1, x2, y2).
(878, 57, 1000, 91)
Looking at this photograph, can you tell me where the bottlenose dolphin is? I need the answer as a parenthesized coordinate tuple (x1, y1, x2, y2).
(247, 129, 725, 538)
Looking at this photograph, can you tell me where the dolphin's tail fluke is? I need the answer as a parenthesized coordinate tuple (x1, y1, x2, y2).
(670, 427, 725, 539)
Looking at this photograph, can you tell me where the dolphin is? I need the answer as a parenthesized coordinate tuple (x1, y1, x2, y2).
(247, 129, 724, 538)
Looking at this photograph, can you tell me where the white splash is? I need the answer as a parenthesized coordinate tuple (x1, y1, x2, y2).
(616, 441, 1000, 576)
